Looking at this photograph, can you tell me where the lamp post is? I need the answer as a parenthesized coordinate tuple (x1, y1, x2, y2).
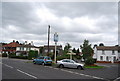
(54, 32, 58, 63)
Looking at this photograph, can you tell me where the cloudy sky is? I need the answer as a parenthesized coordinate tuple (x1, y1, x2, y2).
(1, 1, 118, 49)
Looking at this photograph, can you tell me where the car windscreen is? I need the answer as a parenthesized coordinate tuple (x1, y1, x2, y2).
(46, 57, 51, 60)
(37, 57, 44, 59)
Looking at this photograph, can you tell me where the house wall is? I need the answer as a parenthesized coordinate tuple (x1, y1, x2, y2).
(16, 47, 40, 56)
(93, 48, 119, 63)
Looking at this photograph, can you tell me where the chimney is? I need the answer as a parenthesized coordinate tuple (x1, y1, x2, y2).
(13, 40, 15, 42)
(25, 41, 27, 45)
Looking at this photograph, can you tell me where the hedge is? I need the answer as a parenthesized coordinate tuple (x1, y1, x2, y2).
(2, 53, 7, 57)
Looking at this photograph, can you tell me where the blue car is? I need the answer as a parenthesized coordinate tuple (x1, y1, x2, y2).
(33, 56, 52, 65)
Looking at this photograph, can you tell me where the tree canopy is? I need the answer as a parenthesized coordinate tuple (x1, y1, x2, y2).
(64, 43, 71, 54)
(80, 39, 93, 60)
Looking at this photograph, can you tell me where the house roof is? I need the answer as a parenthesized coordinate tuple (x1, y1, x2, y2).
(96, 46, 119, 50)
(3, 42, 20, 47)
(17, 44, 39, 48)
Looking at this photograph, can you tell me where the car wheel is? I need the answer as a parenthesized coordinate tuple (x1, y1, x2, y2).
(59, 64, 64, 68)
(77, 66, 84, 70)
(33, 61, 36, 64)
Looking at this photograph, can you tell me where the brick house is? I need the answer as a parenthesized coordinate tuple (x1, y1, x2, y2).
(2, 41, 20, 54)
(41, 45, 63, 56)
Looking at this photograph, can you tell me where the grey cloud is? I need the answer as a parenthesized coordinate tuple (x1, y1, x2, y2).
(1, 2, 118, 48)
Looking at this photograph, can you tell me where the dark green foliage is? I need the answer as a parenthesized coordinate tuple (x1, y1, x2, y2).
(28, 50, 38, 60)
(76, 48, 80, 55)
(2, 53, 7, 57)
(74, 55, 82, 59)
(85, 57, 95, 65)
(72, 48, 76, 53)
(80, 39, 93, 60)
(57, 54, 70, 60)
(49, 52, 54, 60)
(9, 53, 16, 58)
(64, 43, 71, 54)
(40, 47, 43, 54)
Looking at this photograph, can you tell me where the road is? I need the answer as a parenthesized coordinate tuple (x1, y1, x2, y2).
(1, 58, 120, 81)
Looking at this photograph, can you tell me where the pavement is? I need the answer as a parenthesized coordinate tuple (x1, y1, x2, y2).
(1, 57, 120, 81)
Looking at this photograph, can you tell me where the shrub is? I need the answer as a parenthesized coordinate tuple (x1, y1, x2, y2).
(2, 53, 7, 57)
(85, 57, 95, 65)
(9, 53, 16, 58)
(28, 50, 38, 60)
(57, 54, 70, 60)
(18, 56, 28, 59)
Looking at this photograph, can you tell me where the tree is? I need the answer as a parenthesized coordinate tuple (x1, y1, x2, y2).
(76, 48, 80, 55)
(72, 48, 76, 53)
(80, 39, 93, 61)
(99, 43, 104, 46)
(64, 43, 71, 54)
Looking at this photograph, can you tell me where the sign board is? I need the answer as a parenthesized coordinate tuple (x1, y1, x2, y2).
(54, 32, 58, 42)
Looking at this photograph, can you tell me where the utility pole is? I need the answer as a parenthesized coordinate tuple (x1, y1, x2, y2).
(47, 25, 50, 56)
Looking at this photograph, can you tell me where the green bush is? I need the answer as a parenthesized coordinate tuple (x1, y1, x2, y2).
(9, 53, 16, 58)
(18, 56, 28, 59)
(85, 57, 95, 65)
(57, 54, 70, 60)
(73, 55, 82, 59)
(28, 50, 38, 60)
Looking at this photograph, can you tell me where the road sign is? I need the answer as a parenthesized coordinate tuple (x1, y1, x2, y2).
(54, 32, 58, 42)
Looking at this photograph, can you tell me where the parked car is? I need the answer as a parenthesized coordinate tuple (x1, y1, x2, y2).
(57, 59, 84, 70)
(33, 56, 52, 65)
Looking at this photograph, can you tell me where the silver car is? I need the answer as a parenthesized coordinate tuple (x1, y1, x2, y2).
(57, 59, 84, 70)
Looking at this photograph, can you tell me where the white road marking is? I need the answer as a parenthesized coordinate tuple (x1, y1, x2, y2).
(0, 62, 2, 64)
(17, 69, 37, 79)
(113, 77, 120, 81)
(59, 68, 106, 80)
(4, 64, 13, 69)
(48, 67, 53, 68)
(53, 68, 59, 70)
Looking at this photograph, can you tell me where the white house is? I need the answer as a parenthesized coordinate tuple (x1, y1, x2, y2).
(93, 46, 120, 63)
(16, 44, 40, 56)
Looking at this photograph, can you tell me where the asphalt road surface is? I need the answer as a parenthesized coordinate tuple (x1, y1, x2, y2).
(1, 58, 120, 81)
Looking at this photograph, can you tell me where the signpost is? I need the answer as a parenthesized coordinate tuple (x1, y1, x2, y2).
(67, 49, 76, 60)
(54, 32, 58, 63)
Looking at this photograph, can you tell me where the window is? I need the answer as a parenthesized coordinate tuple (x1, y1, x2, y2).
(112, 50, 115, 55)
(29, 48, 31, 51)
(62, 60, 70, 62)
(26, 47, 28, 51)
(20, 47, 21, 50)
(100, 56, 103, 61)
(50, 50, 54, 52)
(106, 56, 109, 61)
(45, 49, 48, 53)
(37, 57, 44, 59)
(46, 57, 51, 60)
(113, 56, 116, 62)
(102, 50, 105, 54)
(22, 47, 24, 51)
